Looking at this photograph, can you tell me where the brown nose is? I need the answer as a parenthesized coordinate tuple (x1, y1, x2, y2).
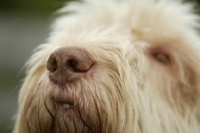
(47, 47, 93, 84)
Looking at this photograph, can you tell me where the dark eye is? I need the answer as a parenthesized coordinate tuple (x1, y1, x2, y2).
(153, 53, 171, 64)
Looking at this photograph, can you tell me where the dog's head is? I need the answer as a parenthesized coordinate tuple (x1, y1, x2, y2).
(14, 0, 200, 133)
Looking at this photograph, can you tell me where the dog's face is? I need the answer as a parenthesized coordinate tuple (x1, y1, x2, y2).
(14, 0, 200, 133)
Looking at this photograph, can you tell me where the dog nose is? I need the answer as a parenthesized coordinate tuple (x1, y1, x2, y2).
(47, 47, 93, 84)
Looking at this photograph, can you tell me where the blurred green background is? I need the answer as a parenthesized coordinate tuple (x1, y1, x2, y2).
(0, 0, 199, 133)
(0, 0, 72, 132)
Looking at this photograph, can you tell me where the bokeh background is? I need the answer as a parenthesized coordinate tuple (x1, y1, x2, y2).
(0, 0, 200, 133)
(0, 0, 71, 132)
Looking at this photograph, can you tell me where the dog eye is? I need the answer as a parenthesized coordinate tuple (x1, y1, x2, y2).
(153, 53, 171, 64)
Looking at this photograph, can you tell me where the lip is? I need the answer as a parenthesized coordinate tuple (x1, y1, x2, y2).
(53, 101, 81, 122)
(56, 101, 78, 111)
(48, 83, 99, 133)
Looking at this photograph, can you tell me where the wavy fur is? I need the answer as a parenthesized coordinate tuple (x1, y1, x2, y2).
(14, 0, 200, 133)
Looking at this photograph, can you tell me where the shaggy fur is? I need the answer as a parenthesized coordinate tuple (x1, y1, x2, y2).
(13, 0, 200, 133)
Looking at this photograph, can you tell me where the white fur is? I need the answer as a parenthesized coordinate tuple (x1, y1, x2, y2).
(14, 0, 200, 133)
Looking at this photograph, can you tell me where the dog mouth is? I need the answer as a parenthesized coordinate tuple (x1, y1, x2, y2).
(49, 88, 98, 133)
(51, 90, 79, 114)
(54, 98, 78, 113)
(61, 102, 77, 110)
(57, 101, 77, 111)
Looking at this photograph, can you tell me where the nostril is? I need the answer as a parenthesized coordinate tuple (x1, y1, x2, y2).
(68, 59, 79, 72)
(47, 57, 57, 72)
(68, 59, 93, 72)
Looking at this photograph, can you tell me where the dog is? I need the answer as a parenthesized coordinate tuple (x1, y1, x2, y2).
(13, 0, 200, 133)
